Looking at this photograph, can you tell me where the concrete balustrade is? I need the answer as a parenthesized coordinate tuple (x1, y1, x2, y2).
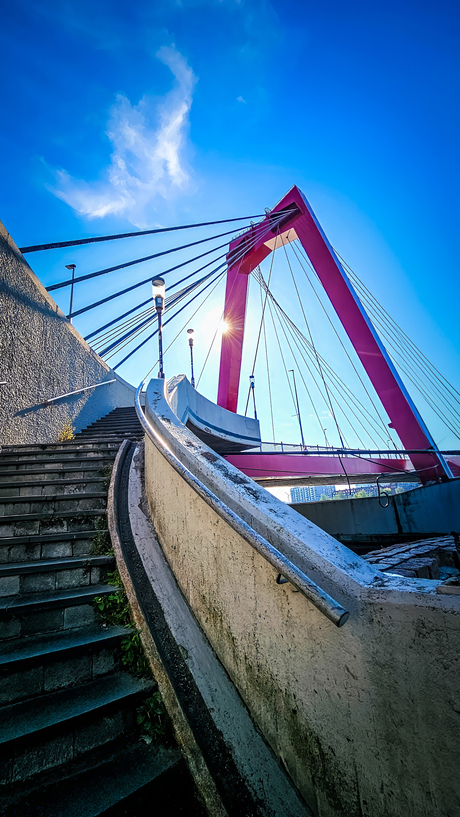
(143, 377, 460, 817)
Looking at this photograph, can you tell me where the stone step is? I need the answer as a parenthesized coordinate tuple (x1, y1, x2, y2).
(0, 583, 116, 615)
(0, 624, 129, 670)
(0, 742, 188, 817)
(75, 434, 141, 441)
(79, 420, 142, 426)
(0, 456, 116, 472)
(0, 466, 112, 480)
(0, 479, 106, 498)
(0, 674, 155, 784)
(0, 530, 99, 563)
(76, 424, 142, 431)
(0, 555, 114, 597)
(0, 452, 117, 465)
(0, 624, 129, 707)
(0, 493, 107, 515)
(0, 509, 106, 539)
(0, 584, 117, 639)
(76, 429, 142, 435)
(0, 442, 121, 454)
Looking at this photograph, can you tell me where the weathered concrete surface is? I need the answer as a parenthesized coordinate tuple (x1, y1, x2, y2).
(0, 219, 135, 445)
(291, 479, 460, 542)
(143, 377, 460, 817)
(167, 374, 261, 452)
(124, 441, 310, 816)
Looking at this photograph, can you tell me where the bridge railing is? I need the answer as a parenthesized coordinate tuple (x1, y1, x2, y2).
(135, 381, 349, 627)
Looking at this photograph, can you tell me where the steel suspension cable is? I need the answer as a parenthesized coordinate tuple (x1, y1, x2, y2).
(111, 268, 228, 369)
(96, 271, 219, 357)
(337, 271, 460, 438)
(280, 234, 346, 447)
(334, 249, 460, 403)
(110, 215, 285, 371)
(290, 240, 397, 445)
(20, 214, 269, 253)
(67, 211, 287, 319)
(276, 308, 369, 449)
(294, 242, 460, 442)
(248, 230, 280, 385)
(353, 287, 460, 437)
(281, 310, 390, 448)
(257, 273, 391, 447)
(265, 296, 296, 415)
(258, 283, 276, 442)
(330, 249, 460, 429)
(251, 269, 330, 444)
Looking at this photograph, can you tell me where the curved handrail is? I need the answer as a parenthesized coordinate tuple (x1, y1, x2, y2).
(135, 381, 350, 628)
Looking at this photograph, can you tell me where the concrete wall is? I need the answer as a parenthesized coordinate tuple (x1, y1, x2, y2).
(144, 378, 460, 817)
(167, 374, 261, 450)
(292, 479, 460, 541)
(0, 219, 136, 445)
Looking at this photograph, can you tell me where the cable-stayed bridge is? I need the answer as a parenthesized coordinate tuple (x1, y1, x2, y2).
(1, 189, 460, 817)
(23, 184, 460, 487)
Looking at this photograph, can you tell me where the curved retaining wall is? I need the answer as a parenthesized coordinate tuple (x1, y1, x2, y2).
(143, 377, 460, 817)
(0, 220, 136, 444)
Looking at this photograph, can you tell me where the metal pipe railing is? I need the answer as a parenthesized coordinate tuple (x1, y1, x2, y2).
(44, 379, 116, 405)
(135, 382, 350, 628)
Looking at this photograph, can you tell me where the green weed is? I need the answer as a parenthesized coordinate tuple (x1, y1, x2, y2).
(91, 513, 112, 555)
(136, 691, 167, 740)
(94, 569, 167, 740)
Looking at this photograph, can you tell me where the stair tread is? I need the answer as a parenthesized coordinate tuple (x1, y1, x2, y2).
(0, 478, 106, 488)
(0, 453, 117, 462)
(0, 509, 105, 523)
(0, 443, 121, 453)
(0, 492, 107, 503)
(0, 583, 118, 614)
(0, 530, 99, 546)
(0, 555, 114, 577)
(2, 743, 183, 817)
(0, 624, 129, 668)
(0, 672, 154, 745)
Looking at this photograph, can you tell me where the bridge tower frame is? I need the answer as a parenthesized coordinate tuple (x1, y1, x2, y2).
(217, 185, 452, 482)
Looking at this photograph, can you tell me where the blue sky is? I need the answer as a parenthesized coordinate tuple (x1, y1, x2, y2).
(1, 0, 459, 450)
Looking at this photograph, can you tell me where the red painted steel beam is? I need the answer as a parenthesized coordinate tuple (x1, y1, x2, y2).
(224, 453, 413, 480)
(217, 186, 452, 482)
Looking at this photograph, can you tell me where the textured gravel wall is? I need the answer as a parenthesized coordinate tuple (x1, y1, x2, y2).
(0, 220, 136, 445)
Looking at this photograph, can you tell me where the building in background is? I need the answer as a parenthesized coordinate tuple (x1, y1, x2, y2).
(289, 482, 420, 503)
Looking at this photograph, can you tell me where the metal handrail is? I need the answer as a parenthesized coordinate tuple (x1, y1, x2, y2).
(45, 379, 116, 404)
(135, 382, 350, 628)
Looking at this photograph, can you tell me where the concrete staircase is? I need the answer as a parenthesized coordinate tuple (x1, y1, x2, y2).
(74, 406, 144, 443)
(0, 414, 202, 816)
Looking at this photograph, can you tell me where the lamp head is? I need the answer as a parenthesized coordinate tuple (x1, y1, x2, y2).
(152, 277, 166, 312)
(187, 328, 195, 346)
(65, 264, 76, 270)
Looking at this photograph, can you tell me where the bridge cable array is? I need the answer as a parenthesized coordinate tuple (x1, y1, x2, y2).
(38, 201, 460, 453)
(102, 212, 289, 373)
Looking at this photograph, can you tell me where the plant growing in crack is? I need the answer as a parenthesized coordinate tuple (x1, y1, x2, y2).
(93, 569, 167, 739)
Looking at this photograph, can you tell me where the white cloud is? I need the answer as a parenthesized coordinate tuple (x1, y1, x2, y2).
(49, 46, 197, 227)
(236, 95, 246, 103)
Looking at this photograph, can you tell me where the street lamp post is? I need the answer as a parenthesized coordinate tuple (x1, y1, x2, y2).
(289, 369, 305, 448)
(249, 374, 257, 420)
(152, 278, 166, 379)
(187, 328, 195, 387)
(65, 264, 76, 324)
